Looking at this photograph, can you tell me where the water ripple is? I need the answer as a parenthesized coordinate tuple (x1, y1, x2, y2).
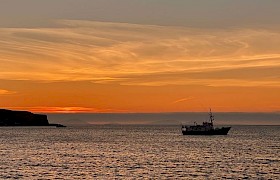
(0, 125, 279, 179)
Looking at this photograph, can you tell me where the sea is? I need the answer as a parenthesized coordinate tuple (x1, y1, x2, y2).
(0, 125, 279, 179)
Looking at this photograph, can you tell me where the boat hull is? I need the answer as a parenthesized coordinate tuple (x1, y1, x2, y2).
(182, 127, 231, 135)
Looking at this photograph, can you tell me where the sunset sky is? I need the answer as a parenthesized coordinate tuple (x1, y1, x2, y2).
(1, 0, 280, 113)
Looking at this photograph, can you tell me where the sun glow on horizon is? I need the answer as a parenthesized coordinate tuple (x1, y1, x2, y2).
(4, 106, 129, 114)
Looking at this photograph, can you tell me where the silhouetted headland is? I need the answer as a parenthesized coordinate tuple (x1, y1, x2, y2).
(0, 109, 66, 127)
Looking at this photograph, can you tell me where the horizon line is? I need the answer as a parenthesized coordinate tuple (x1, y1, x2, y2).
(3, 107, 280, 114)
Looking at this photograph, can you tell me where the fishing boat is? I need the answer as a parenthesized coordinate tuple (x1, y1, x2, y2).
(182, 109, 231, 135)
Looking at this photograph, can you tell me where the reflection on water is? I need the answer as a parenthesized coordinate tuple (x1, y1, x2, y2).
(0, 125, 279, 179)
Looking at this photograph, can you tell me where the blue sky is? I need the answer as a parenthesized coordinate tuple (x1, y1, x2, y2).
(1, 0, 280, 28)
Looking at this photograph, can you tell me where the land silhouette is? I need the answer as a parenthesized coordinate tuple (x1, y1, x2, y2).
(0, 109, 65, 127)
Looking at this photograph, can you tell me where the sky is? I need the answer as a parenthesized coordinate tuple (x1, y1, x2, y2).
(0, 0, 280, 113)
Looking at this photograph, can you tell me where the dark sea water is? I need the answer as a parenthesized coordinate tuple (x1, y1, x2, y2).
(0, 125, 279, 179)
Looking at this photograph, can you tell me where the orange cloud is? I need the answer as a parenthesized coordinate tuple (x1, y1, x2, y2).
(0, 20, 279, 87)
(172, 97, 195, 104)
(0, 20, 279, 113)
(0, 89, 16, 95)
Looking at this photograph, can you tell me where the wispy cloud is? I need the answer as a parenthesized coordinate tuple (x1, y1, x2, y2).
(172, 97, 195, 104)
(0, 89, 16, 95)
(0, 20, 279, 87)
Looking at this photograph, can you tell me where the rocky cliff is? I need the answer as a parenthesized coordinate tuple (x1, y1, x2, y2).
(0, 109, 50, 126)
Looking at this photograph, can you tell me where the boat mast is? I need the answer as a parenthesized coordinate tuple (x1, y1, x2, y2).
(209, 108, 214, 123)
